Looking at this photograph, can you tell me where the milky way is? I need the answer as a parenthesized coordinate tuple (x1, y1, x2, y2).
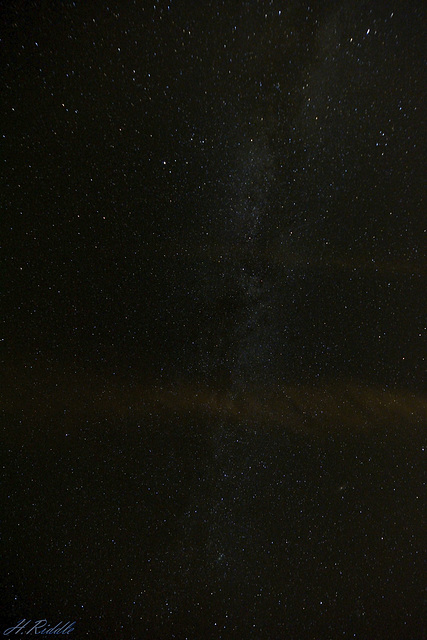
(2, 1, 425, 638)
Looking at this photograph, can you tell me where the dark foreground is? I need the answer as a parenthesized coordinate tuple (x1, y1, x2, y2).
(1, 379, 425, 640)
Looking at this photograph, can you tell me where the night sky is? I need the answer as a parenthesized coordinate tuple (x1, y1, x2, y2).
(1, 1, 426, 638)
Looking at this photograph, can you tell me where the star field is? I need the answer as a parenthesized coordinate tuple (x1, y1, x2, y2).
(1, 1, 426, 638)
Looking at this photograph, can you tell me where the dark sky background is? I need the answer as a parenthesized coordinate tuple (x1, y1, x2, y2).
(1, 1, 426, 639)
(2, 0, 425, 386)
